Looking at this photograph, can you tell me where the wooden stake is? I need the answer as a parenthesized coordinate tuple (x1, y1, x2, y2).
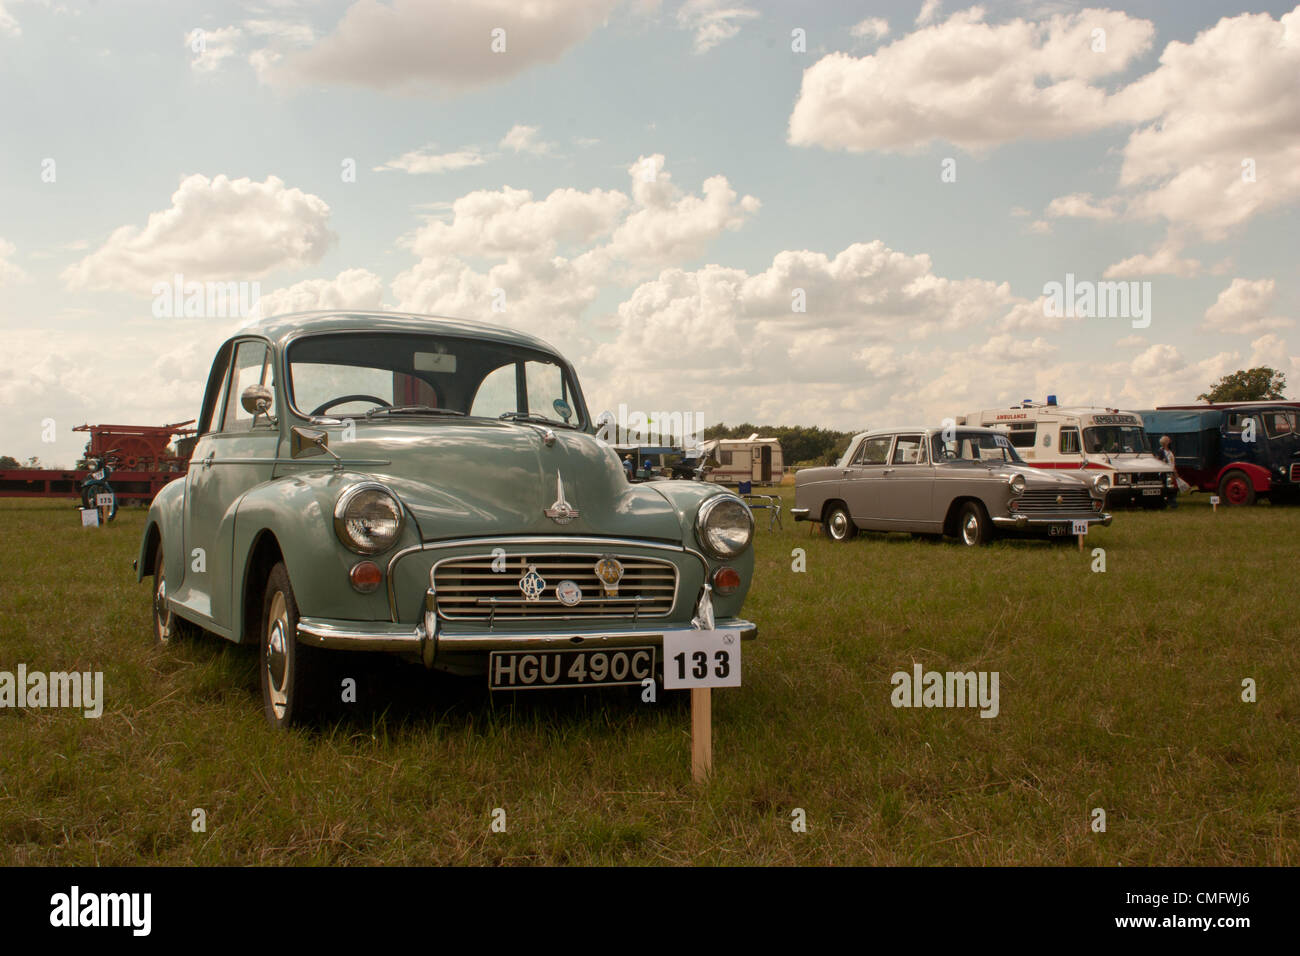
(691, 687, 712, 783)
(1077, 532, 1084, 551)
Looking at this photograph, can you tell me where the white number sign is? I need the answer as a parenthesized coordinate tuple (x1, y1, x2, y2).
(96, 493, 114, 507)
(1071, 520, 1089, 535)
(663, 629, 742, 689)
(1210, 495, 1221, 506)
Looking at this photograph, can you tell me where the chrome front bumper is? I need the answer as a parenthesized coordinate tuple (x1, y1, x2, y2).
(992, 512, 1112, 529)
(297, 616, 758, 663)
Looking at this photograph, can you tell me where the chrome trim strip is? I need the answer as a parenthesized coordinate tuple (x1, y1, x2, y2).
(435, 618, 757, 652)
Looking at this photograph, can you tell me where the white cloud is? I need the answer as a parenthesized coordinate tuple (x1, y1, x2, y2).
(915, 0, 942, 27)
(500, 124, 555, 155)
(62, 174, 334, 293)
(267, 0, 619, 93)
(0, 2, 19, 38)
(1112, 6, 1300, 241)
(1026, 220, 1051, 235)
(254, 268, 386, 319)
(392, 155, 759, 345)
(1103, 237, 1200, 278)
(0, 237, 28, 286)
(1045, 192, 1120, 220)
(374, 145, 491, 174)
(676, 0, 759, 54)
(1202, 278, 1294, 335)
(850, 18, 889, 41)
(788, 7, 1156, 153)
(1131, 343, 1183, 378)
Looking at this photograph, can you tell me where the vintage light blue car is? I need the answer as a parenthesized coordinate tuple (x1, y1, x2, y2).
(137, 312, 756, 727)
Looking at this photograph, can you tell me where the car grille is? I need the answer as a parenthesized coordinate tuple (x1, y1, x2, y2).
(1130, 472, 1164, 485)
(1015, 488, 1096, 514)
(433, 553, 678, 622)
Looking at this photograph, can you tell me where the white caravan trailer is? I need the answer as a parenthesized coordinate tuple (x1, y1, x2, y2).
(698, 434, 785, 486)
(957, 398, 1176, 508)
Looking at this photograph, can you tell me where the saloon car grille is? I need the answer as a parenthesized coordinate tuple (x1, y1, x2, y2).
(433, 553, 678, 622)
(1015, 489, 1096, 515)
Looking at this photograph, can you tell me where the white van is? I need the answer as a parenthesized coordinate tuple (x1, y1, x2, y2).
(957, 399, 1176, 508)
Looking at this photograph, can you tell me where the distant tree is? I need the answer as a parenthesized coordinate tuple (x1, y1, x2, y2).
(0, 455, 19, 470)
(1198, 367, 1288, 402)
(25, 456, 40, 469)
(703, 423, 855, 466)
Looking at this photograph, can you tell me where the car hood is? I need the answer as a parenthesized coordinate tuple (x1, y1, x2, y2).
(941, 462, 1091, 487)
(317, 420, 687, 542)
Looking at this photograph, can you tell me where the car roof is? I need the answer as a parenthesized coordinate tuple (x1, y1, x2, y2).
(231, 310, 563, 356)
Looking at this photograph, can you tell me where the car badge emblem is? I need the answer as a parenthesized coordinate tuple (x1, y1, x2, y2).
(594, 555, 624, 597)
(1056, 494, 1064, 505)
(555, 580, 582, 607)
(544, 473, 580, 524)
(519, 564, 546, 602)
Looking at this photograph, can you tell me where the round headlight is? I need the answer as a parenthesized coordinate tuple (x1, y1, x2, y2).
(1008, 473, 1026, 495)
(334, 484, 404, 554)
(696, 495, 754, 559)
(1093, 474, 1111, 495)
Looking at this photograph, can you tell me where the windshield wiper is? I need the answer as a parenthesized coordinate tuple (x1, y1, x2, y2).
(366, 405, 466, 418)
(497, 411, 579, 429)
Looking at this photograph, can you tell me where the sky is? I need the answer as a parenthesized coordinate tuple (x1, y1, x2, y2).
(0, 0, 1297, 466)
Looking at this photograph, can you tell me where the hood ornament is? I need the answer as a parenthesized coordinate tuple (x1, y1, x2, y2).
(544, 473, 580, 524)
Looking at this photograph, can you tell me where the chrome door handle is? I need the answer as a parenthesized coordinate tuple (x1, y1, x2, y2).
(882, 468, 895, 475)
(202, 454, 214, 470)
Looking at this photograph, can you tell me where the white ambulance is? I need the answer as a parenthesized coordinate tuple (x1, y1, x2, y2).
(957, 399, 1177, 508)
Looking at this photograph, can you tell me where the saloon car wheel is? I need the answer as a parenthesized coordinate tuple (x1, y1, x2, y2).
(957, 501, 992, 547)
(824, 504, 857, 542)
(152, 547, 197, 645)
(260, 562, 323, 729)
(1218, 471, 1256, 507)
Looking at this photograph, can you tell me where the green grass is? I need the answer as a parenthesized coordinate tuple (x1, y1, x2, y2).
(1, 493, 1297, 865)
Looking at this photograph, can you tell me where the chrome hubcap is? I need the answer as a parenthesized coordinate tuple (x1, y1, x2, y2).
(266, 591, 289, 718)
(963, 514, 978, 544)
(154, 576, 172, 642)
(830, 512, 847, 539)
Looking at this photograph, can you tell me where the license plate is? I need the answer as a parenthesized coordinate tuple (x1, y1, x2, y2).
(1047, 523, 1072, 536)
(489, 646, 656, 690)
(1142, 488, 1161, 496)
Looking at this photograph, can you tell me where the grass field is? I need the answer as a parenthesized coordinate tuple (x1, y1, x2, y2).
(1, 492, 1297, 865)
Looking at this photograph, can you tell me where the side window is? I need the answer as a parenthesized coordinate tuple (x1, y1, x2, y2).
(1264, 411, 1295, 437)
(857, 437, 893, 464)
(720, 451, 733, 466)
(1227, 412, 1254, 433)
(220, 341, 269, 433)
(198, 346, 233, 436)
(891, 435, 924, 464)
(1059, 428, 1081, 455)
(1008, 427, 1036, 448)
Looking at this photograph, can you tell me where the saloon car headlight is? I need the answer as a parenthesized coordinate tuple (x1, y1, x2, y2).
(696, 495, 754, 559)
(334, 484, 404, 555)
(1093, 474, 1111, 495)
(1007, 474, 1026, 495)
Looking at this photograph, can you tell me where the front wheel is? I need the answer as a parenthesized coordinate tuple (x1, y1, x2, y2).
(152, 546, 199, 645)
(1218, 471, 1256, 506)
(957, 501, 993, 546)
(82, 482, 118, 521)
(824, 503, 857, 542)
(260, 562, 324, 729)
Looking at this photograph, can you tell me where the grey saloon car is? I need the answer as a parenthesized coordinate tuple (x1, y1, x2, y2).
(791, 426, 1112, 545)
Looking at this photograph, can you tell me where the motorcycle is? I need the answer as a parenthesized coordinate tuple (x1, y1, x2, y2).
(81, 449, 120, 521)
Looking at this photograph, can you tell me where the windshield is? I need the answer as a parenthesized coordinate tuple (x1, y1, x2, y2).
(931, 430, 1023, 463)
(1083, 425, 1147, 455)
(286, 332, 584, 427)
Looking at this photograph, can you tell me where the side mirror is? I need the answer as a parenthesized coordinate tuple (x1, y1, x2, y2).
(241, 384, 274, 422)
(291, 425, 328, 459)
